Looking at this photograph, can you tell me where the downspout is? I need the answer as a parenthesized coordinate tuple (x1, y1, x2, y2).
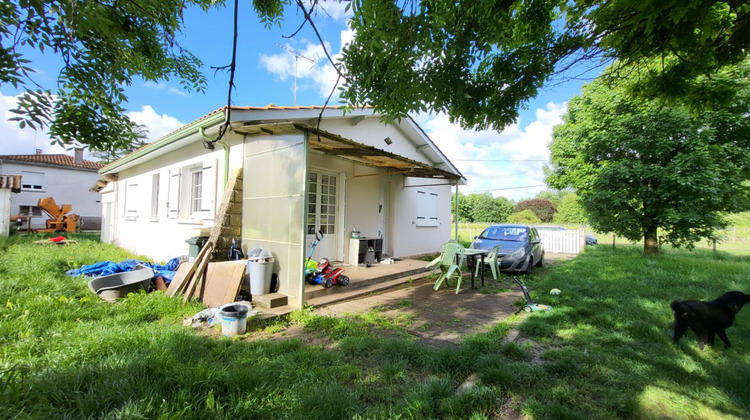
(199, 127, 230, 189)
(454, 181, 459, 241)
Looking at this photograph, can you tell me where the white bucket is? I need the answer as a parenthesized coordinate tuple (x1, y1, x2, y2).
(218, 303, 250, 336)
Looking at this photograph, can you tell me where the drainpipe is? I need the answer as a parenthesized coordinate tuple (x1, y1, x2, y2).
(199, 127, 230, 189)
(454, 181, 459, 241)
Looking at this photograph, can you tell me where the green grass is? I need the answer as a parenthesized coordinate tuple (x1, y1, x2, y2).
(1, 235, 749, 418)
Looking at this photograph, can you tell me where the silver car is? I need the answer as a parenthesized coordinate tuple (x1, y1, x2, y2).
(470, 224, 544, 275)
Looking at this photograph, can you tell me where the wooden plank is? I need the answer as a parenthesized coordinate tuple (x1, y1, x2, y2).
(183, 242, 213, 303)
(201, 261, 246, 308)
(166, 263, 193, 296)
(169, 242, 212, 297)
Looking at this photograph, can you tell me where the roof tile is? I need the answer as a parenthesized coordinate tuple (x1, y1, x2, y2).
(0, 154, 104, 170)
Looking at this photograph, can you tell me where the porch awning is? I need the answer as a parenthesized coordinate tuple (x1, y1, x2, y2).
(233, 122, 464, 181)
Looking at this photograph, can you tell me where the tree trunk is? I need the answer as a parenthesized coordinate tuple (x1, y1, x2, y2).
(643, 226, 660, 257)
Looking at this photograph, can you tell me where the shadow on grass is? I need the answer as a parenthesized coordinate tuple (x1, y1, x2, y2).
(505, 245, 750, 419)
(2, 238, 749, 419)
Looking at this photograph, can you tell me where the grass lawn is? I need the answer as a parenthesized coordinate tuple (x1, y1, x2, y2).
(1, 234, 749, 419)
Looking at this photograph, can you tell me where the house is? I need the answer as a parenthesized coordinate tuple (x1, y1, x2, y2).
(97, 105, 465, 308)
(0, 149, 104, 230)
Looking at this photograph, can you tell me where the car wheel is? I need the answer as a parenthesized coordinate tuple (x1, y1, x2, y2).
(338, 275, 350, 286)
(535, 252, 544, 267)
(524, 257, 534, 275)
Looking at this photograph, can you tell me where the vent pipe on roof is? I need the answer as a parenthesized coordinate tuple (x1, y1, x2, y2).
(74, 148, 84, 164)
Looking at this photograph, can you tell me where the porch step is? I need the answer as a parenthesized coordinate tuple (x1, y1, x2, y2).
(251, 292, 288, 309)
(303, 264, 431, 300)
(254, 259, 434, 320)
(306, 271, 433, 309)
(256, 270, 434, 320)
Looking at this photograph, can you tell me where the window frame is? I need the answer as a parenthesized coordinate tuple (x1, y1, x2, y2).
(20, 171, 44, 192)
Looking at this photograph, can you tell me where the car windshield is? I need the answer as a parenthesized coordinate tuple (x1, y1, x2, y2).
(478, 227, 528, 242)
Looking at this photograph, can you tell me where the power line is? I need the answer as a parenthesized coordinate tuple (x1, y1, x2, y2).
(466, 184, 547, 193)
(452, 159, 549, 162)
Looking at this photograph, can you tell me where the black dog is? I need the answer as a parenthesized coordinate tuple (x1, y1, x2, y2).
(671, 291, 750, 349)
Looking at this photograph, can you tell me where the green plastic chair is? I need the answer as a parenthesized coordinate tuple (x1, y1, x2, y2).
(474, 245, 500, 280)
(433, 242, 465, 294)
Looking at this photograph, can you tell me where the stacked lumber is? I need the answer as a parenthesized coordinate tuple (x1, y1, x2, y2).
(167, 241, 214, 302)
(166, 241, 247, 307)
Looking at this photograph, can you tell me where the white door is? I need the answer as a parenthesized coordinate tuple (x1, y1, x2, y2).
(306, 171, 339, 261)
(378, 180, 390, 255)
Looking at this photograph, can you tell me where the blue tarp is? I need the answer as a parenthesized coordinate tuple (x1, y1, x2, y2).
(66, 258, 181, 283)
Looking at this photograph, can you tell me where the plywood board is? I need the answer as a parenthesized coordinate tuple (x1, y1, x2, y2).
(201, 261, 246, 308)
(167, 262, 192, 296)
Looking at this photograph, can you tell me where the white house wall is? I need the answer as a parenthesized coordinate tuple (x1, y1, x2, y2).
(319, 118, 431, 164)
(308, 150, 453, 261)
(0, 163, 101, 230)
(108, 133, 243, 262)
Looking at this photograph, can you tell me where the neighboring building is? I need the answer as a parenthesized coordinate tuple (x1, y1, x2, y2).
(96, 105, 465, 308)
(0, 149, 104, 230)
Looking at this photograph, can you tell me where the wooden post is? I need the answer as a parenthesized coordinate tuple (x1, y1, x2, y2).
(713, 239, 716, 256)
(612, 234, 616, 250)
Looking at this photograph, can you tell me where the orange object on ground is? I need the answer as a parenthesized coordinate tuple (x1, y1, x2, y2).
(36, 197, 82, 233)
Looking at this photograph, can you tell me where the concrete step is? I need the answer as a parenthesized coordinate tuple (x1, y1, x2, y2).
(303, 265, 430, 300)
(251, 292, 288, 309)
(256, 270, 434, 320)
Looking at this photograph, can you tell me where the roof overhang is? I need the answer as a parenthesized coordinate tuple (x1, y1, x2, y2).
(233, 122, 465, 183)
(101, 106, 465, 185)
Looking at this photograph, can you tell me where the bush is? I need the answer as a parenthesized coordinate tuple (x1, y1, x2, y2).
(515, 199, 557, 222)
(507, 210, 541, 224)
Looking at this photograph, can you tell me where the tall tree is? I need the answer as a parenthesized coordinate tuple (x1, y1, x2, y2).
(341, 0, 750, 129)
(3, 1, 748, 150)
(470, 193, 514, 223)
(553, 193, 587, 225)
(515, 198, 557, 222)
(546, 59, 750, 256)
(451, 191, 473, 222)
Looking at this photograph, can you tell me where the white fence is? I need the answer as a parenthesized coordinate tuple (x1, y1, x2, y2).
(538, 229, 584, 254)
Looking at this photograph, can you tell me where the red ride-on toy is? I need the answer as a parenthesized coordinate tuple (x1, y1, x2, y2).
(316, 258, 350, 286)
(304, 231, 349, 288)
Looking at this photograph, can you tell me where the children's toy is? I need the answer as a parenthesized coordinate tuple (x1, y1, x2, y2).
(303, 231, 349, 288)
(513, 276, 552, 312)
(316, 258, 349, 286)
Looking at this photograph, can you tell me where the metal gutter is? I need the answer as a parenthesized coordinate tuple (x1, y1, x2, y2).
(99, 112, 226, 174)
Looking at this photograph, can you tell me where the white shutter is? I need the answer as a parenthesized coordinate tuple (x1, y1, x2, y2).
(427, 191, 438, 224)
(200, 158, 217, 218)
(125, 182, 139, 219)
(416, 188, 439, 227)
(168, 170, 180, 219)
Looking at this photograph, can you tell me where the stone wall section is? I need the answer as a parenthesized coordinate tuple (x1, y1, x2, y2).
(208, 168, 243, 261)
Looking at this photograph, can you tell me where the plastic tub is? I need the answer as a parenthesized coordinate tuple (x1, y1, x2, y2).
(218, 303, 250, 336)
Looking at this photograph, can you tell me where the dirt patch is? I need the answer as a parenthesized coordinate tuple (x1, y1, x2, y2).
(245, 254, 574, 348)
(313, 276, 523, 348)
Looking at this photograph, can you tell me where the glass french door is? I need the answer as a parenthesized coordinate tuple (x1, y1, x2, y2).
(306, 171, 338, 260)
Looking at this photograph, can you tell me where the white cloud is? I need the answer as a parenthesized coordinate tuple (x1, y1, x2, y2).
(144, 81, 189, 97)
(260, 29, 354, 102)
(422, 102, 568, 201)
(0, 91, 70, 156)
(127, 105, 184, 142)
(309, 0, 353, 21)
(0, 92, 184, 160)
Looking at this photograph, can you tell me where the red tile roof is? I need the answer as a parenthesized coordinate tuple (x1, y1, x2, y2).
(0, 154, 104, 170)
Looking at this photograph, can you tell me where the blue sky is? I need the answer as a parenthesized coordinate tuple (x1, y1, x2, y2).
(0, 1, 600, 201)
